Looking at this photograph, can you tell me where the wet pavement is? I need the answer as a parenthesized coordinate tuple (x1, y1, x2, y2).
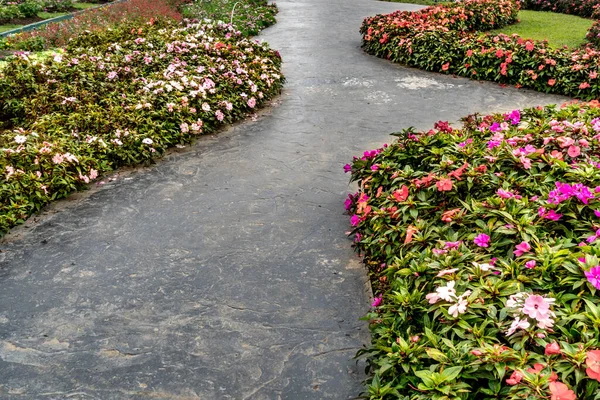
(0, 0, 568, 399)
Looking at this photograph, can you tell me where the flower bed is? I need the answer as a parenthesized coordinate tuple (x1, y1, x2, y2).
(345, 101, 600, 399)
(0, 17, 283, 234)
(1, 0, 185, 51)
(361, 0, 600, 100)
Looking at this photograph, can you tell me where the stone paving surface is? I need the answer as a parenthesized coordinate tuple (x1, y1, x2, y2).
(0, 1, 569, 399)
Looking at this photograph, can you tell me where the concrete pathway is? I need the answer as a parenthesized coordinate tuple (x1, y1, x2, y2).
(0, 1, 568, 399)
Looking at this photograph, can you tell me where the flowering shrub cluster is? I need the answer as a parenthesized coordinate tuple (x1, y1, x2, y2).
(361, 0, 600, 100)
(0, 0, 186, 51)
(345, 102, 600, 399)
(521, 0, 600, 18)
(0, 18, 283, 234)
(181, 0, 277, 37)
(0, 0, 43, 23)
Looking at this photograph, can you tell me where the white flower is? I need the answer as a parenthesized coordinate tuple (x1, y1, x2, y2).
(506, 317, 530, 336)
(436, 281, 456, 302)
(449, 297, 468, 317)
(142, 138, 153, 145)
(14, 135, 26, 144)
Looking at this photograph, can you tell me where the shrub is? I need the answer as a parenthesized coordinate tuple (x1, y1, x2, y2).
(0, 4, 24, 23)
(0, 18, 284, 234)
(42, 0, 74, 12)
(17, 0, 43, 18)
(521, 0, 600, 18)
(361, 0, 600, 100)
(181, 0, 277, 36)
(345, 101, 600, 399)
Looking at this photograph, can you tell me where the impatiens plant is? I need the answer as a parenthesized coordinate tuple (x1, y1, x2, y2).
(361, 0, 600, 100)
(346, 102, 600, 399)
(0, 17, 284, 234)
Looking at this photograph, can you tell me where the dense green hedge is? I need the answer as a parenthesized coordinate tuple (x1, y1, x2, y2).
(346, 101, 600, 399)
(0, 18, 284, 234)
(361, 0, 600, 100)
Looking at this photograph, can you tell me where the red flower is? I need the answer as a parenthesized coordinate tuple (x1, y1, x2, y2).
(393, 185, 409, 202)
(436, 178, 453, 192)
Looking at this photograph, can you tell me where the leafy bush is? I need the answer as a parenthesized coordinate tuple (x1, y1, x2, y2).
(0, 4, 24, 23)
(521, 0, 600, 18)
(17, 0, 43, 17)
(0, 18, 284, 234)
(42, 0, 73, 12)
(361, 0, 600, 100)
(181, 0, 277, 36)
(345, 102, 600, 399)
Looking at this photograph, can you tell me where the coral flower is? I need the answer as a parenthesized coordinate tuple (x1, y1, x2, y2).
(548, 382, 576, 400)
(545, 342, 561, 355)
(436, 178, 453, 192)
(506, 370, 523, 385)
(586, 350, 600, 381)
(393, 185, 409, 202)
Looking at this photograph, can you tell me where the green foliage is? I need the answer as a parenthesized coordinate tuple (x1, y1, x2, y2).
(181, 0, 277, 37)
(346, 103, 600, 399)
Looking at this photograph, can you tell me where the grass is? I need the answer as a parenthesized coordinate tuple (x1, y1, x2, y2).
(38, 11, 70, 19)
(488, 10, 594, 48)
(378, 0, 438, 4)
(0, 24, 22, 33)
(73, 2, 101, 10)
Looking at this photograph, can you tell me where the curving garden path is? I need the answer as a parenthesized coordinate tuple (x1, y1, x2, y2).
(0, 0, 570, 399)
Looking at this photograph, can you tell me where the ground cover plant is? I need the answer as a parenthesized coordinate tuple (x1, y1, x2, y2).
(488, 10, 593, 49)
(345, 101, 600, 399)
(360, 0, 600, 99)
(0, 11, 283, 234)
(521, 0, 600, 18)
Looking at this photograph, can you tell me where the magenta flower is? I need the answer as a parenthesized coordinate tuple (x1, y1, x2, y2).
(513, 241, 531, 257)
(350, 215, 360, 226)
(489, 122, 501, 133)
(544, 210, 562, 221)
(497, 189, 514, 199)
(371, 295, 382, 307)
(371, 165, 379, 171)
(507, 109, 521, 125)
(344, 164, 352, 173)
(585, 266, 600, 289)
(474, 233, 490, 248)
(595, 210, 600, 218)
(525, 260, 537, 269)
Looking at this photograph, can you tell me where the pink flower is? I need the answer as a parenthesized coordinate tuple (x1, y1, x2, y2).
(497, 189, 514, 199)
(474, 233, 490, 247)
(436, 268, 459, 277)
(343, 164, 352, 173)
(247, 97, 257, 108)
(522, 294, 553, 321)
(52, 154, 64, 164)
(216, 110, 225, 122)
(350, 215, 360, 226)
(513, 241, 531, 257)
(549, 381, 576, 400)
(567, 145, 581, 158)
(444, 241, 461, 250)
(585, 266, 600, 289)
(525, 260, 537, 269)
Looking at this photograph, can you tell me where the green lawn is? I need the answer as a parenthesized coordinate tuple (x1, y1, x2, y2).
(0, 24, 22, 33)
(73, 2, 100, 10)
(488, 10, 593, 48)
(38, 11, 69, 19)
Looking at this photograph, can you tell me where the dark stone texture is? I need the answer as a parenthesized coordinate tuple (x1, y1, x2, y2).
(0, 0, 568, 399)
